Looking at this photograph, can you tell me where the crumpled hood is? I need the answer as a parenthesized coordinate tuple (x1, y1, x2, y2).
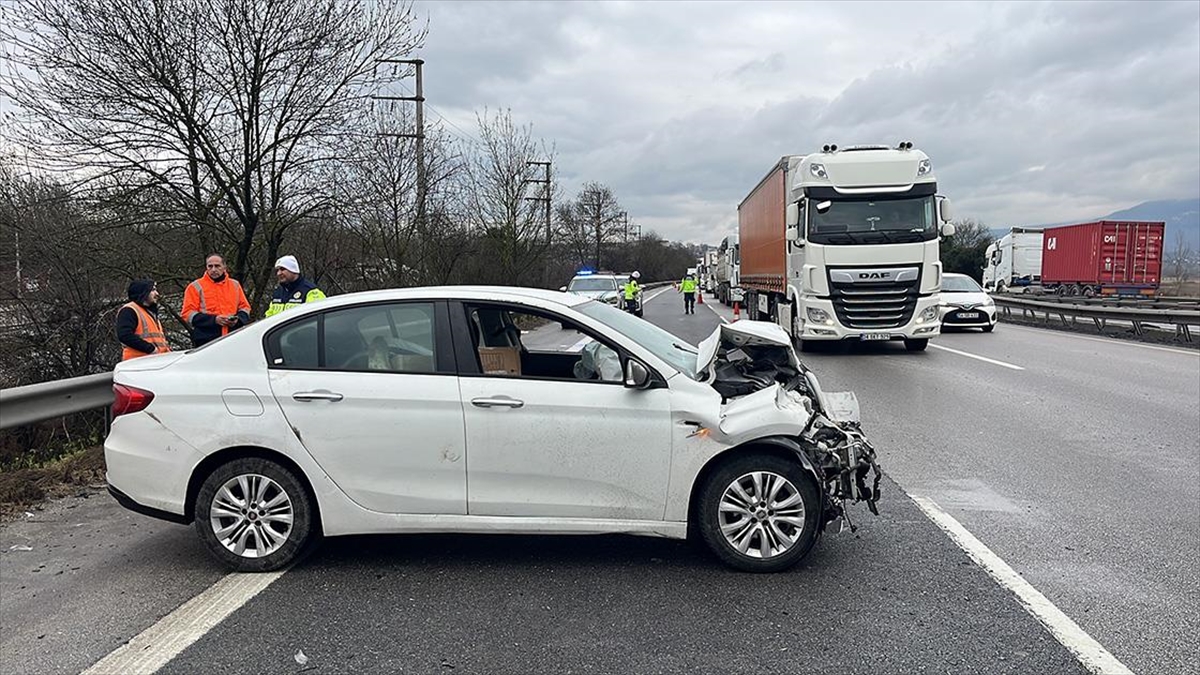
(695, 320, 800, 378)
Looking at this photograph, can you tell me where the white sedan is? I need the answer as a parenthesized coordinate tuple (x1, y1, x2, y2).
(105, 287, 879, 573)
(938, 273, 998, 332)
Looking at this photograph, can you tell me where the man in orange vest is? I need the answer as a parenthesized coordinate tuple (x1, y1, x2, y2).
(116, 279, 170, 361)
(182, 253, 252, 347)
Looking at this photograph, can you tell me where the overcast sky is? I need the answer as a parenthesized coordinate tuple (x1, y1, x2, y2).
(413, 0, 1200, 245)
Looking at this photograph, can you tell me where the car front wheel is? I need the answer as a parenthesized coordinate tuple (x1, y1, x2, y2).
(194, 457, 315, 572)
(696, 455, 821, 572)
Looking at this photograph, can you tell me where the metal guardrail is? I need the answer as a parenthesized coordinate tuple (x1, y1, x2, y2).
(0, 373, 115, 430)
(993, 296, 1200, 341)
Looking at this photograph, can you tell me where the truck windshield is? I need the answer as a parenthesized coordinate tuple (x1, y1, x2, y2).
(807, 196, 936, 245)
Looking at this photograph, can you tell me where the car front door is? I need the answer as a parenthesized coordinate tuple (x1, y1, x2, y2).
(266, 300, 467, 514)
(453, 302, 673, 521)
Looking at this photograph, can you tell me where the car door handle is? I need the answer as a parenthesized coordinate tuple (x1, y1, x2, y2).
(471, 397, 524, 409)
(293, 391, 344, 402)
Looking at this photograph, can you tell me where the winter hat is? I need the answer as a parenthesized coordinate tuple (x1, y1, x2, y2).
(274, 255, 300, 274)
(127, 278, 155, 304)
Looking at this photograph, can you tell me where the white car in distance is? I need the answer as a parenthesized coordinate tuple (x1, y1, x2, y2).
(938, 273, 997, 332)
(105, 287, 880, 573)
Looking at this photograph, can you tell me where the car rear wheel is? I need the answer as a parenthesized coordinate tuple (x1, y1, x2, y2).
(194, 457, 314, 572)
(696, 455, 821, 573)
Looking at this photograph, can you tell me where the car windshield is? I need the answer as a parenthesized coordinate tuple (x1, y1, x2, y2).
(808, 195, 936, 245)
(568, 277, 619, 292)
(576, 300, 699, 379)
(942, 276, 984, 292)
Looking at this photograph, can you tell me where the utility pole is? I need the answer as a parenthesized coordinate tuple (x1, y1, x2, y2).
(372, 58, 426, 238)
(523, 160, 551, 286)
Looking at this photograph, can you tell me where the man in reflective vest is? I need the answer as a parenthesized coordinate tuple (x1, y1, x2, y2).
(265, 255, 326, 317)
(182, 253, 252, 347)
(116, 278, 170, 361)
(679, 273, 698, 314)
(623, 271, 641, 313)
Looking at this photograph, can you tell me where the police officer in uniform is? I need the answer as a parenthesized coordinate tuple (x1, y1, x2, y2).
(266, 255, 327, 317)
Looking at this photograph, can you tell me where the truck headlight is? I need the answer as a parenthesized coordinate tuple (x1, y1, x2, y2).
(807, 307, 833, 325)
(809, 163, 827, 179)
(917, 159, 932, 176)
(919, 306, 939, 322)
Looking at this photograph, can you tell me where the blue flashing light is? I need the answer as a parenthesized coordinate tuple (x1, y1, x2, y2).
(576, 269, 594, 275)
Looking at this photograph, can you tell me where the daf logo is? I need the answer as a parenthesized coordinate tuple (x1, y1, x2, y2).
(859, 272, 891, 280)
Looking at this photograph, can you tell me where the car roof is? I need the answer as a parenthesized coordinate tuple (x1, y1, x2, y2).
(286, 285, 592, 312)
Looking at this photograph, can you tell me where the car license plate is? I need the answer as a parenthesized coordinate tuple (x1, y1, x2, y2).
(958, 312, 980, 319)
(860, 333, 891, 341)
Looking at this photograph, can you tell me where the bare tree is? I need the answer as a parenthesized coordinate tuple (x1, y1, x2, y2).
(562, 182, 624, 270)
(3, 0, 427, 311)
(1166, 230, 1196, 294)
(464, 108, 556, 285)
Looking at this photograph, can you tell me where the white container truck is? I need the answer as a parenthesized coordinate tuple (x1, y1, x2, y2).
(738, 143, 956, 352)
(982, 227, 1043, 293)
(715, 235, 744, 306)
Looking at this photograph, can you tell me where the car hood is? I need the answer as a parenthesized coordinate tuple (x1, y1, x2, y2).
(695, 321, 800, 376)
(939, 291, 992, 308)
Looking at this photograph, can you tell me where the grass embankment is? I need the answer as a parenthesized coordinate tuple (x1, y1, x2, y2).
(0, 446, 106, 519)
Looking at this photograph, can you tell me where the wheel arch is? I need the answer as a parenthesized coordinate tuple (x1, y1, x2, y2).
(186, 446, 323, 534)
(686, 436, 821, 528)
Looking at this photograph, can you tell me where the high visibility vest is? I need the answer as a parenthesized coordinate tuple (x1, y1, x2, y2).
(121, 302, 170, 361)
(681, 278, 697, 293)
(184, 276, 249, 336)
(624, 281, 639, 300)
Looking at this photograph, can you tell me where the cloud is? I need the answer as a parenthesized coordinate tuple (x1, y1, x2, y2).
(417, 0, 1200, 243)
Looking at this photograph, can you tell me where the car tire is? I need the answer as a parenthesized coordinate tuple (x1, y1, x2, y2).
(696, 454, 822, 573)
(904, 338, 928, 352)
(982, 323, 996, 333)
(194, 457, 315, 572)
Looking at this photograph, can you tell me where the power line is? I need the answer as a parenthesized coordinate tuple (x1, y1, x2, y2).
(390, 79, 481, 147)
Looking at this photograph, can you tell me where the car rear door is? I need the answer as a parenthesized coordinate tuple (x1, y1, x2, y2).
(266, 300, 467, 514)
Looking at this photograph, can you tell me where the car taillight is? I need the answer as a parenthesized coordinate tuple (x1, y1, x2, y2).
(112, 384, 155, 417)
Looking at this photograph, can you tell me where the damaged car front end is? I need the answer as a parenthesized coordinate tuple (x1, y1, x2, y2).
(684, 321, 882, 570)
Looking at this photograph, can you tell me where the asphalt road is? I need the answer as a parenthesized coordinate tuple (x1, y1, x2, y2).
(2, 289, 1194, 674)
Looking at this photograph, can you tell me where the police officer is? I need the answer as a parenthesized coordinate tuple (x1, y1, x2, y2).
(266, 255, 326, 317)
(623, 271, 641, 314)
(679, 273, 698, 314)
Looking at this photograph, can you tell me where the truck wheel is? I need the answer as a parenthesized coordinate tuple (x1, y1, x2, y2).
(695, 454, 822, 573)
(996, 281, 1007, 294)
(904, 338, 928, 352)
(194, 457, 316, 572)
(798, 339, 815, 353)
(1083, 286, 1096, 298)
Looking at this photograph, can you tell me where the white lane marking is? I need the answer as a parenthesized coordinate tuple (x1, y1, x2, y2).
(911, 496, 1134, 675)
(1003, 322, 1200, 357)
(704, 299, 730, 323)
(646, 287, 673, 302)
(82, 571, 286, 675)
(929, 343, 1025, 370)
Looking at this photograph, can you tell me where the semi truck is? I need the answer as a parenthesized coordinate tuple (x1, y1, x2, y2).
(982, 227, 1044, 293)
(984, 221, 1164, 296)
(738, 143, 956, 352)
(715, 234, 744, 306)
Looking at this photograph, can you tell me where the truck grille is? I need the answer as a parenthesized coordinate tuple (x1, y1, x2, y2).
(828, 268, 921, 330)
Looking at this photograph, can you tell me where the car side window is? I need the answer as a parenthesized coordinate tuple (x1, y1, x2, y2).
(272, 316, 319, 369)
(323, 303, 437, 373)
(465, 304, 622, 383)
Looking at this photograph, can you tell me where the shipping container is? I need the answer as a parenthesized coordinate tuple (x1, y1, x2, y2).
(1040, 220, 1164, 295)
(737, 158, 789, 294)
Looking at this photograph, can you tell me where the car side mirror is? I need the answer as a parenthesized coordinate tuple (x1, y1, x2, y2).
(786, 203, 800, 227)
(558, 286, 567, 292)
(624, 359, 651, 389)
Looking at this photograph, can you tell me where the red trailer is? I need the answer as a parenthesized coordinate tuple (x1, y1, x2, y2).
(1041, 220, 1164, 296)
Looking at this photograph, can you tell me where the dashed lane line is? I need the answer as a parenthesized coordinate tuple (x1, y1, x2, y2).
(928, 342, 1025, 370)
(911, 495, 1134, 675)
